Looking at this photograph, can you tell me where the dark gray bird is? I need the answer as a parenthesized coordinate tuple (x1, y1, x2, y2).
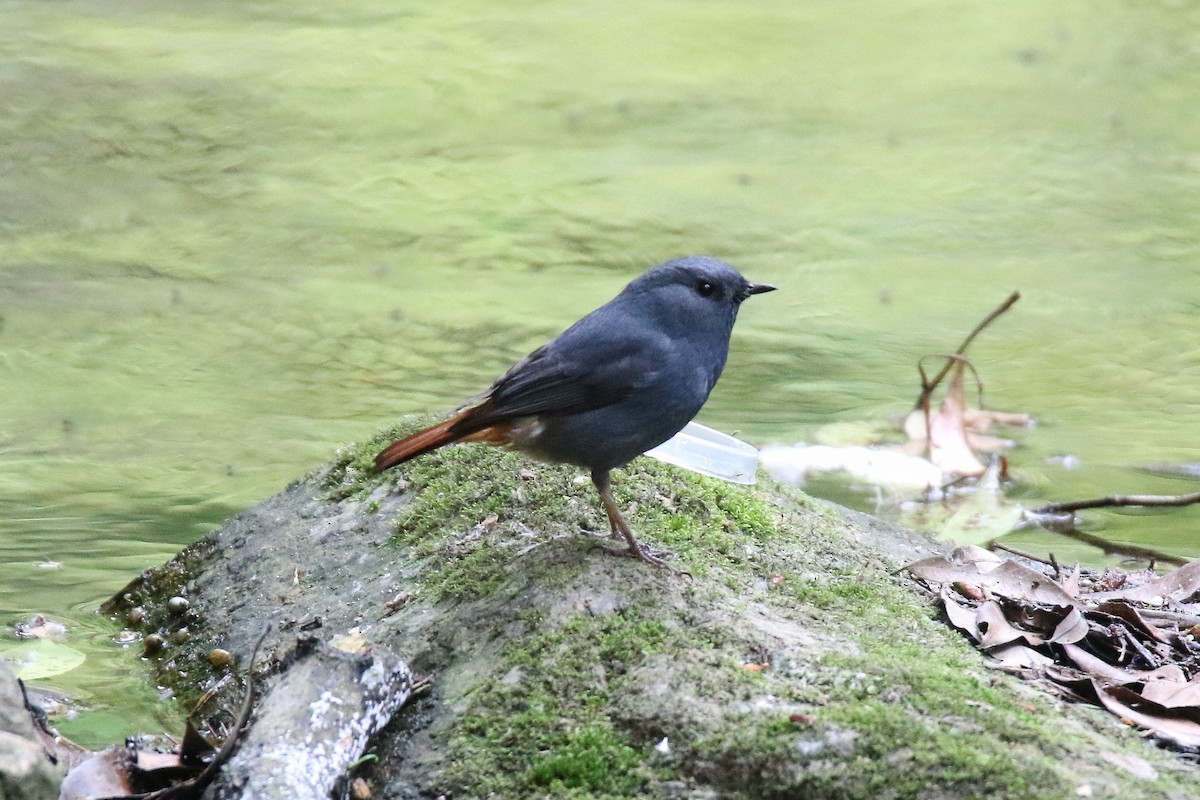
(374, 256, 775, 565)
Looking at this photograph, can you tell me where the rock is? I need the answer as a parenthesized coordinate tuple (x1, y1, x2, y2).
(102, 424, 1199, 799)
(0, 662, 61, 800)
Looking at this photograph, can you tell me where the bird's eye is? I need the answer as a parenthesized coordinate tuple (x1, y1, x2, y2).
(696, 281, 716, 298)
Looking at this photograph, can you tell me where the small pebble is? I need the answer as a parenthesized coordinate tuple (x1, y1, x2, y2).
(167, 597, 190, 615)
(208, 648, 233, 669)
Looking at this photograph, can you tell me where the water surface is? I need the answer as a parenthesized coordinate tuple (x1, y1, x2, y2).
(2, 0, 1198, 744)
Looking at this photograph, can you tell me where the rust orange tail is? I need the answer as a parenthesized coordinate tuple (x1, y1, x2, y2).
(373, 418, 462, 471)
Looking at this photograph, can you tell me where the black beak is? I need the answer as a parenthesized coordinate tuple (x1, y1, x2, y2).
(745, 282, 777, 296)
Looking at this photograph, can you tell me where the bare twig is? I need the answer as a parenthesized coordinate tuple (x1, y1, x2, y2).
(989, 542, 1057, 568)
(99, 624, 272, 800)
(183, 624, 272, 791)
(1120, 626, 1160, 668)
(914, 291, 1021, 410)
(1135, 608, 1200, 629)
(1031, 491, 1200, 515)
(1048, 528, 1188, 568)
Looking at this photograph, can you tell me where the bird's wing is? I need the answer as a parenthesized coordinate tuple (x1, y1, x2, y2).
(452, 324, 669, 433)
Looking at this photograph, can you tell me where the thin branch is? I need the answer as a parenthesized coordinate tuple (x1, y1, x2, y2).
(1031, 491, 1200, 515)
(99, 624, 272, 800)
(989, 542, 1057, 568)
(914, 290, 1021, 409)
(954, 291, 1022, 361)
(1048, 528, 1188, 568)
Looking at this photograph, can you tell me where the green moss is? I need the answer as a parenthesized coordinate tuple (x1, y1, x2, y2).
(443, 610, 671, 798)
(786, 570, 880, 611)
(320, 429, 1189, 799)
(322, 416, 785, 599)
(747, 573, 1072, 798)
(528, 726, 644, 794)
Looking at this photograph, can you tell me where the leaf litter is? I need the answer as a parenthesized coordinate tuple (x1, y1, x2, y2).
(909, 545, 1200, 749)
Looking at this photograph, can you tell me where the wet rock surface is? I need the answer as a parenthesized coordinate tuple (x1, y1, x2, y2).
(0, 662, 61, 800)
(101, 430, 1200, 799)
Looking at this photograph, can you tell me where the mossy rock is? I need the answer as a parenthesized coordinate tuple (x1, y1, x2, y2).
(105, 418, 1197, 799)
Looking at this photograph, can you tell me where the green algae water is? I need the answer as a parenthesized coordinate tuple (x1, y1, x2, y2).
(1, 0, 1199, 744)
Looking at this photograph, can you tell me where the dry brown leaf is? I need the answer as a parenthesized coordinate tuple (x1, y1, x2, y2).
(1141, 676, 1200, 709)
(954, 545, 1004, 571)
(1048, 608, 1089, 645)
(940, 587, 983, 641)
(1094, 682, 1200, 748)
(1060, 643, 1138, 684)
(1096, 559, 1200, 605)
(989, 642, 1054, 669)
(1093, 601, 1172, 645)
(907, 546, 1000, 582)
(977, 601, 1038, 648)
(1060, 644, 1184, 686)
(953, 581, 985, 602)
(1058, 564, 1082, 598)
(58, 748, 134, 800)
(921, 551, 1200, 745)
(908, 555, 1077, 607)
(927, 362, 987, 477)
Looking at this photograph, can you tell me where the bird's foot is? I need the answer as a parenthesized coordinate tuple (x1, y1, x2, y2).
(599, 540, 688, 574)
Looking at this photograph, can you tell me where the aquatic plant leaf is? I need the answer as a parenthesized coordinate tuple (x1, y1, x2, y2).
(0, 638, 86, 680)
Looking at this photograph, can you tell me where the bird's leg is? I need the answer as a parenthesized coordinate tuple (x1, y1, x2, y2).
(591, 470, 672, 567)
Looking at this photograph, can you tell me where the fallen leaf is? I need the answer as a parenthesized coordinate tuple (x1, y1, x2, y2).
(59, 748, 135, 800)
(1096, 560, 1200, 605)
(1058, 564, 1082, 598)
(977, 601, 1036, 648)
(1092, 601, 1172, 644)
(989, 642, 1054, 669)
(953, 545, 1004, 571)
(1059, 644, 1182, 686)
(906, 361, 987, 477)
(1093, 681, 1200, 748)
(1048, 608, 1089, 645)
(1140, 676, 1200, 709)
(908, 554, 1076, 606)
(940, 588, 982, 641)
(953, 581, 985, 602)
